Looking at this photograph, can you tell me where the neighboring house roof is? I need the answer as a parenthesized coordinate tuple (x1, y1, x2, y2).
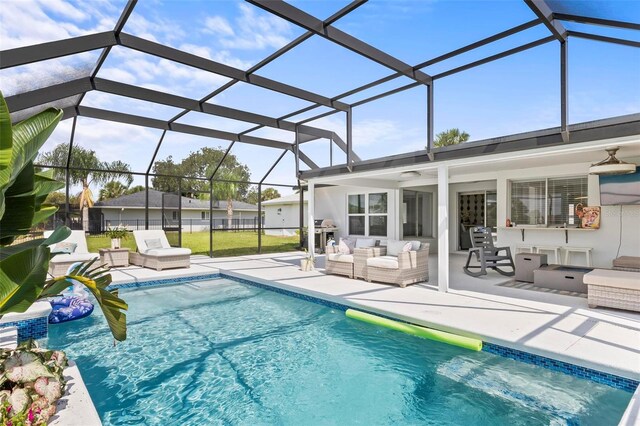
(262, 193, 307, 206)
(94, 189, 258, 211)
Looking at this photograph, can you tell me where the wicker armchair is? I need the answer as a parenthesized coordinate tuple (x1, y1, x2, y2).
(365, 244, 430, 287)
(325, 245, 385, 279)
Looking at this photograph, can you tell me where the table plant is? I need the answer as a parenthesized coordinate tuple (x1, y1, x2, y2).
(105, 227, 129, 249)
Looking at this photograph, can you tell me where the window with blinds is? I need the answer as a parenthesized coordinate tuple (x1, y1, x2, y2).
(510, 176, 588, 226)
(511, 181, 545, 225)
(548, 177, 588, 226)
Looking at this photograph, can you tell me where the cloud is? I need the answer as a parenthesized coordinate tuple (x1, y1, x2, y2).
(203, 16, 235, 37)
(178, 43, 252, 70)
(37, 0, 88, 22)
(0, 0, 117, 49)
(124, 11, 186, 43)
(202, 3, 294, 51)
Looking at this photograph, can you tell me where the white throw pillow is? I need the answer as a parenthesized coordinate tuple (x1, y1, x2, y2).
(402, 242, 413, 252)
(387, 240, 408, 256)
(338, 240, 351, 255)
(409, 241, 421, 250)
(145, 238, 163, 250)
(355, 238, 376, 248)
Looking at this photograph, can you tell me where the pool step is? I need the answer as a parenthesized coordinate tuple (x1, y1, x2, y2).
(437, 357, 586, 424)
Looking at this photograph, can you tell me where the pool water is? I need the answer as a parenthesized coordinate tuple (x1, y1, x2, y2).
(47, 278, 631, 425)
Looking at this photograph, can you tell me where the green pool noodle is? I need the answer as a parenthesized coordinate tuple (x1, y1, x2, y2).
(345, 309, 483, 351)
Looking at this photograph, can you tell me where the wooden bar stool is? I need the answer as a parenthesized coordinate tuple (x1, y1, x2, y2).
(563, 247, 593, 267)
(535, 245, 562, 264)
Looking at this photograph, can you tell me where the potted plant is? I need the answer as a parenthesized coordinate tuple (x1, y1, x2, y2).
(105, 227, 128, 249)
(301, 248, 315, 271)
(0, 92, 128, 423)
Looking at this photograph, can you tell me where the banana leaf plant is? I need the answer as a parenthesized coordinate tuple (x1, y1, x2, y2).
(0, 91, 127, 341)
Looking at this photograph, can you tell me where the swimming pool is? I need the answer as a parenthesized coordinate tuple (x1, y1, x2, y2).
(47, 277, 632, 425)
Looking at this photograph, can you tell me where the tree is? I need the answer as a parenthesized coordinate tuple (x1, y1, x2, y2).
(99, 181, 128, 200)
(213, 169, 240, 229)
(434, 128, 470, 148)
(244, 186, 281, 204)
(152, 147, 251, 199)
(127, 185, 145, 194)
(44, 191, 79, 206)
(39, 144, 133, 229)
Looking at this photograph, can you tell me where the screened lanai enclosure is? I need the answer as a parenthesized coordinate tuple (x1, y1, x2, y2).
(2, 0, 639, 256)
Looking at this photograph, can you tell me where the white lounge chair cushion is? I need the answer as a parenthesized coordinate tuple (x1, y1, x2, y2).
(145, 238, 163, 249)
(133, 230, 172, 251)
(367, 256, 399, 269)
(584, 269, 640, 291)
(327, 253, 354, 263)
(44, 230, 91, 254)
(50, 253, 99, 263)
(142, 248, 191, 257)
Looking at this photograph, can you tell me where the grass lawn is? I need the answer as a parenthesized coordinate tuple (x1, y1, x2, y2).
(87, 231, 300, 257)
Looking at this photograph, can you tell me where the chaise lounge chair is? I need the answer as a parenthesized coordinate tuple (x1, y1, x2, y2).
(44, 230, 99, 276)
(130, 230, 191, 271)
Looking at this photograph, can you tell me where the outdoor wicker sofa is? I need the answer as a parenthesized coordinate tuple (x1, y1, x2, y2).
(365, 241, 430, 287)
(325, 237, 383, 279)
(612, 256, 640, 272)
(130, 230, 191, 271)
(325, 246, 386, 279)
(584, 269, 640, 312)
(44, 230, 99, 276)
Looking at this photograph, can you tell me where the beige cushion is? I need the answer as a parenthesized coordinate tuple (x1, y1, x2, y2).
(142, 248, 191, 257)
(50, 253, 99, 263)
(327, 253, 354, 263)
(613, 256, 640, 269)
(367, 256, 399, 269)
(584, 269, 640, 291)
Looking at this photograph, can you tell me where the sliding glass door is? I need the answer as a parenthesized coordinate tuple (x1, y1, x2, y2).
(402, 191, 433, 239)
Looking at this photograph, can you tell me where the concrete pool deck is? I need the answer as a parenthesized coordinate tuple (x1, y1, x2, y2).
(107, 252, 640, 383)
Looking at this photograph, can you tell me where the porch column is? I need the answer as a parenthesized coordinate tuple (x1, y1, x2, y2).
(437, 164, 449, 292)
(307, 182, 315, 256)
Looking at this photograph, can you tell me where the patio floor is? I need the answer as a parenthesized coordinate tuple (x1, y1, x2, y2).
(107, 252, 640, 382)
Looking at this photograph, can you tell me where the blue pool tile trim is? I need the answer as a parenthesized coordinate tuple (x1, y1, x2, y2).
(108, 273, 221, 290)
(1, 316, 48, 343)
(482, 342, 639, 393)
(110, 272, 640, 393)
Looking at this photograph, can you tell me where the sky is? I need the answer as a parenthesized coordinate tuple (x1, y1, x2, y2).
(1, 0, 639, 196)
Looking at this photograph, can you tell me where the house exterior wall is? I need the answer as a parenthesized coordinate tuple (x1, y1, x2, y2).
(264, 203, 307, 236)
(98, 208, 259, 232)
(315, 185, 398, 242)
(311, 157, 640, 268)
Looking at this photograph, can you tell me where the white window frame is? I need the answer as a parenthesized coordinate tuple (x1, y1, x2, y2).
(509, 175, 587, 227)
(347, 192, 388, 237)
